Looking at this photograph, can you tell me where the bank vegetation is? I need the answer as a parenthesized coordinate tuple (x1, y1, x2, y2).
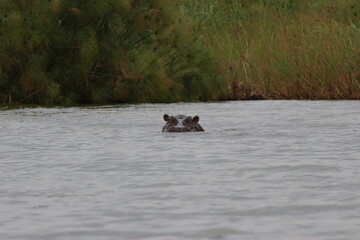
(1, 0, 359, 104)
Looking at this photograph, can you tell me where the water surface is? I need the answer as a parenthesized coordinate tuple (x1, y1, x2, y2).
(1, 101, 359, 240)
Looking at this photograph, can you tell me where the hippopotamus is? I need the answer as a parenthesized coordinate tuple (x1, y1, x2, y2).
(162, 114, 205, 132)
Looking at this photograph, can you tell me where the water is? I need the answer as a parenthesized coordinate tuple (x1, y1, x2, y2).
(1, 101, 359, 240)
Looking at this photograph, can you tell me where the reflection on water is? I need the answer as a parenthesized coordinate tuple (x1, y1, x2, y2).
(1, 101, 360, 240)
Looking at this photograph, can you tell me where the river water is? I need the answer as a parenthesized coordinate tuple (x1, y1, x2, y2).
(0, 101, 359, 240)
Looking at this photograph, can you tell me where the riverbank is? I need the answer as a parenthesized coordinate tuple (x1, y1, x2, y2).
(180, 0, 360, 100)
(1, 0, 359, 104)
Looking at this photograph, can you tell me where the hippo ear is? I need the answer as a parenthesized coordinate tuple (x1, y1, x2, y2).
(163, 114, 170, 121)
(193, 116, 200, 123)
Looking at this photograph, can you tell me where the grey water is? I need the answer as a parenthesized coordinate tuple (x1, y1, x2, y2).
(0, 101, 360, 240)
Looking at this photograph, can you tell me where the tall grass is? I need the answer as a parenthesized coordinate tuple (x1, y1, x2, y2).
(180, 0, 360, 99)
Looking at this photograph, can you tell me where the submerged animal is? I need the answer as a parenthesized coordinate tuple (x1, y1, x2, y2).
(162, 114, 205, 132)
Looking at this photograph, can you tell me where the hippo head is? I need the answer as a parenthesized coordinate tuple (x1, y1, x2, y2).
(162, 114, 205, 132)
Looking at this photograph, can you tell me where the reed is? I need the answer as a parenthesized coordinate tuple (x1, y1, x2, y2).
(180, 0, 360, 99)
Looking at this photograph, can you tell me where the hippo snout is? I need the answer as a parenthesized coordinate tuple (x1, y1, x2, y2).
(168, 126, 192, 132)
(162, 114, 205, 132)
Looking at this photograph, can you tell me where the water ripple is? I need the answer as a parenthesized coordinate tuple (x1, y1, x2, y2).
(1, 101, 360, 240)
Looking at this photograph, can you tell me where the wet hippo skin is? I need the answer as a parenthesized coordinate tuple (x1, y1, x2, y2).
(162, 114, 205, 132)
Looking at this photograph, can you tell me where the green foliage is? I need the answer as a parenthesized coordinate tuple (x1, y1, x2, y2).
(0, 0, 55, 103)
(0, 0, 229, 104)
(1, 0, 359, 104)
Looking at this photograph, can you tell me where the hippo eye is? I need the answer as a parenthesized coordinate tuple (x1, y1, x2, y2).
(169, 117, 178, 124)
(183, 117, 192, 124)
